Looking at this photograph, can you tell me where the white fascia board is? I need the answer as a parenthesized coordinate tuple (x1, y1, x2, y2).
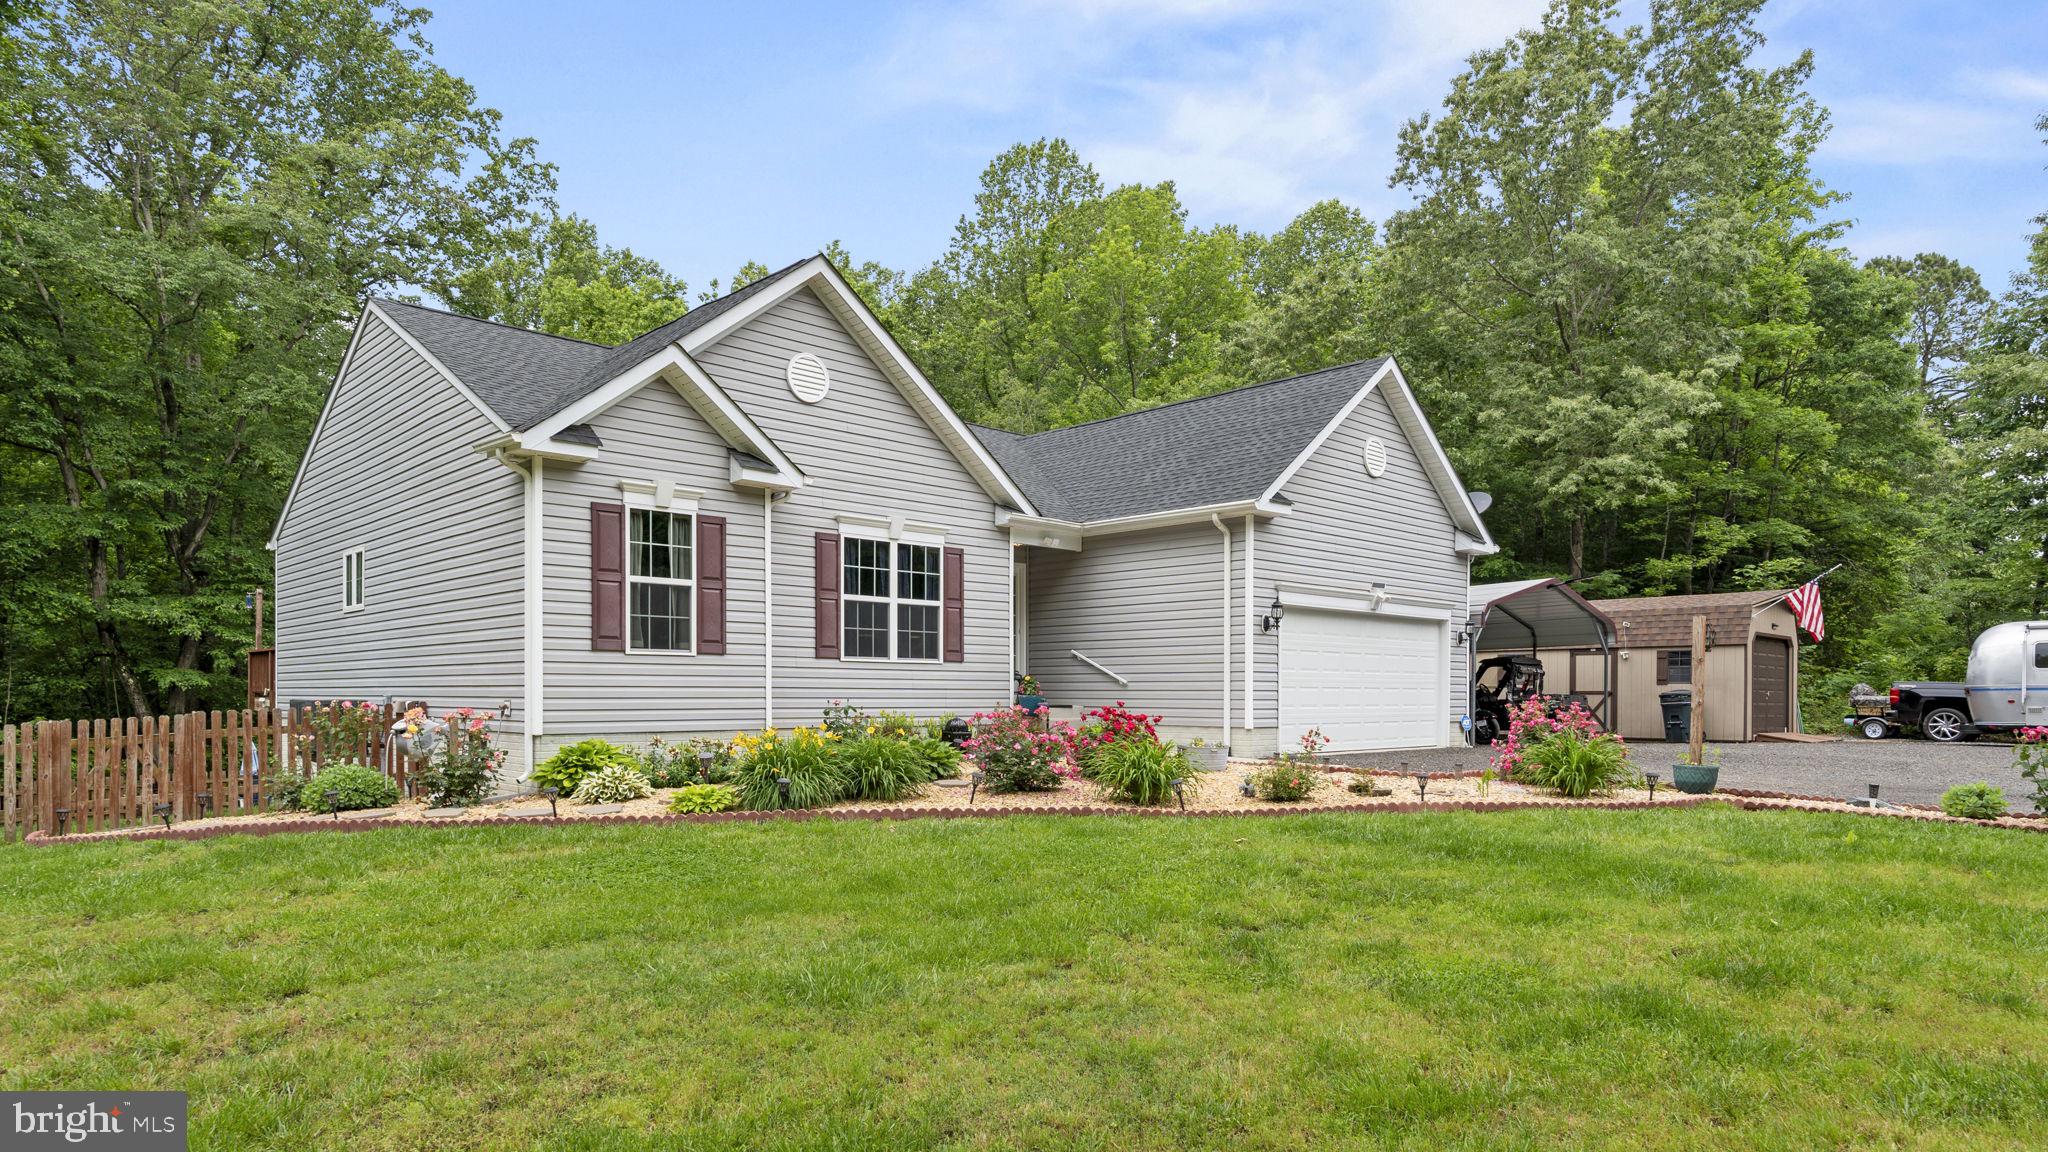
(1277, 585, 1461, 623)
(268, 309, 374, 550)
(473, 432, 599, 464)
(998, 499, 1288, 547)
(1454, 531, 1499, 557)
(1258, 358, 1396, 505)
(1380, 361, 1495, 549)
(996, 512, 1084, 552)
(518, 346, 803, 487)
(682, 257, 1042, 518)
(730, 457, 803, 492)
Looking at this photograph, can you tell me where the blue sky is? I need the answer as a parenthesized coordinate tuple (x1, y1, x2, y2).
(426, 1, 2048, 296)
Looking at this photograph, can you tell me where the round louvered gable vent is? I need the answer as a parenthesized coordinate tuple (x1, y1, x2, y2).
(787, 353, 830, 404)
(1363, 437, 1388, 478)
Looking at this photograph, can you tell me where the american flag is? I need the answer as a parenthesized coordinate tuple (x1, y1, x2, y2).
(1784, 579, 1824, 641)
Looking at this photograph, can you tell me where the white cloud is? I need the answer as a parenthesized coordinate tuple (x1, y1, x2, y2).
(1822, 96, 2026, 164)
(1969, 67, 2048, 103)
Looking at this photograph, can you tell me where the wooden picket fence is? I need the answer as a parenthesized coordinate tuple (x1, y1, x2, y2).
(1, 702, 419, 841)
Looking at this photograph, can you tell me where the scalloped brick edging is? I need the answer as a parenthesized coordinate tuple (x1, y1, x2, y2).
(19, 788, 2042, 847)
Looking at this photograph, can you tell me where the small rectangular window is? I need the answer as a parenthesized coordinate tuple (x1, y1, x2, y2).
(2035, 642, 2047, 670)
(1664, 650, 1692, 684)
(628, 510, 693, 652)
(341, 548, 365, 612)
(840, 536, 942, 662)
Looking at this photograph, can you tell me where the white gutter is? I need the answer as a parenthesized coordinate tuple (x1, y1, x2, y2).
(763, 489, 775, 729)
(997, 497, 1289, 544)
(1211, 514, 1233, 752)
(1243, 512, 1254, 731)
(491, 449, 545, 776)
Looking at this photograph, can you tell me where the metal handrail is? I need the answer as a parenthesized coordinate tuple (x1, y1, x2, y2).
(1069, 650, 1129, 687)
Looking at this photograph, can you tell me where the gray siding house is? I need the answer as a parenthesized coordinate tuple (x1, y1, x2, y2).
(271, 253, 1494, 775)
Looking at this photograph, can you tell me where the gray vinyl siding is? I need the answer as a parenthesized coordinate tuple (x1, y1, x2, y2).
(1255, 385, 1469, 739)
(1023, 523, 1245, 739)
(539, 377, 768, 735)
(695, 286, 1012, 722)
(272, 310, 528, 768)
(537, 285, 1011, 745)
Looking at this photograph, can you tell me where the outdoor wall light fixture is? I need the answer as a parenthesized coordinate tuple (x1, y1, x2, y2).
(154, 801, 174, 829)
(1645, 772, 1659, 799)
(324, 789, 341, 818)
(1260, 597, 1285, 633)
(776, 776, 792, 806)
(541, 786, 560, 818)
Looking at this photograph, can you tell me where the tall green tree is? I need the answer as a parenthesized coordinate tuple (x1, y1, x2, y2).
(0, 0, 553, 720)
(450, 214, 688, 345)
(1865, 252, 1993, 405)
(1223, 199, 1383, 383)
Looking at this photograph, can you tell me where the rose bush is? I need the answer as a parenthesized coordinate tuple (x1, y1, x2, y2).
(1491, 697, 1608, 779)
(964, 706, 1077, 792)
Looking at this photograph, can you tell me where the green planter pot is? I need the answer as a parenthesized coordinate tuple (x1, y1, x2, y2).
(1671, 762, 1719, 795)
(1016, 694, 1045, 713)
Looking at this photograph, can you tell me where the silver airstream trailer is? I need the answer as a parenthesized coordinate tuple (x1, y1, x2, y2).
(1965, 621, 2048, 731)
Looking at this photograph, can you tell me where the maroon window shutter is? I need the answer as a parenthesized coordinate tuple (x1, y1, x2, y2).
(591, 503, 626, 651)
(813, 532, 841, 659)
(943, 546, 965, 663)
(696, 515, 727, 655)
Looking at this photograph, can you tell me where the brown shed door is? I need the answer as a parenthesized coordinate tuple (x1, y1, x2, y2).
(1752, 637, 1791, 733)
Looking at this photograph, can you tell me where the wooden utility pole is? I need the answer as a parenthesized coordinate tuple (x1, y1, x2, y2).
(1689, 615, 1707, 764)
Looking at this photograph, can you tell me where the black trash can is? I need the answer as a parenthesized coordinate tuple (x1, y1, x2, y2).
(1659, 689, 1692, 743)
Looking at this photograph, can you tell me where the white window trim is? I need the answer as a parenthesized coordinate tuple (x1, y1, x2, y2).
(840, 529, 943, 663)
(619, 478, 702, 513)
(341, 547, 365, 613)
(624, 506, 697, 656)
(835, 512, 946, 546)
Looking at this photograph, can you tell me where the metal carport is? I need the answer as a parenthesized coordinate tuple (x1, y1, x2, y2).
(1467, 579, 1619, 730)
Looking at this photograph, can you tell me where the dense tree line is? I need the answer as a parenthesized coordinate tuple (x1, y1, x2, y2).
(3, 0, 2041, 725)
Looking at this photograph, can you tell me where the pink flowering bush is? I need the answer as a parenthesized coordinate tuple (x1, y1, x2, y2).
(415, 707, 507, 807)
(964, 706, 1078, 792)
(2016, 726, 2048, 814)
(1071, 701, 1163, 773)
(1490, 697, 1609, 779)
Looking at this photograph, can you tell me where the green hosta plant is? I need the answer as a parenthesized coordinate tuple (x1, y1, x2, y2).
(1090, 739, 1196, 805)
(641, 736, 730, 788)
(1940, 782, 2008, 821)
(1516, 730, 1636, 798)
(839, 736, 929, 802)
(570, 762, 654, 804)
(667, 784, 740, 814)
(906, 737, 963, 780)
(532, 739, 638, 798)
(300, 762, 400, 813)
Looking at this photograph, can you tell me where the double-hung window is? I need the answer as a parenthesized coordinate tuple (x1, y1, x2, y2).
(843, 536, 941, 661)
(1661, 650, 1692, 684)
(341, 548, 365, 612)
(628, 509, 693, 652)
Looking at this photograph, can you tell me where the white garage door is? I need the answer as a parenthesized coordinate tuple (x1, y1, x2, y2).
(1281, 609, 1445, 752)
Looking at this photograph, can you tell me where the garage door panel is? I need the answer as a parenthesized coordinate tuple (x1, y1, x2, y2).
(1281, 609, 1444, 752)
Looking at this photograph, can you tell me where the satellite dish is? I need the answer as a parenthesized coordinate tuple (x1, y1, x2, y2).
(1469, 491, 1494, 515)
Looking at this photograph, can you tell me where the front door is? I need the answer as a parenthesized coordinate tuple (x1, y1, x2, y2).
(1752, 637, 1792, 733)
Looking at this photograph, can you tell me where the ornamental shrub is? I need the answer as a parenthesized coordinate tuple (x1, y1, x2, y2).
(300, 762, 400, 813)
(729, 727, 848, 810)
(2014, 727, 2048, 814)
(873, 711, 920, 740)
(1090, 739, 1195, 805)
(667, 783, 739, 814)
(412, 708, 506, 807)
(1516, 729, 1635, 797)
(1072, 701, 1161, 768)
(1940, 782, 2009, 820)
(965, 706, 1076, 792)
(532, 739, 638, 797)
(570, 762, 654, 804)
(1252, 759, 1320, 801)
(1491, 697, 1607, 779)
(839, 736, 929, 802)
(641, 736, 731, 787)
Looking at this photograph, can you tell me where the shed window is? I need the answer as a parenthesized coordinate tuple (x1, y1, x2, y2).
(1661, 650, 1692, 684)
(628, 509, 693, 652)
(341, 548, 365, 612)
(843, 536, 941, 661)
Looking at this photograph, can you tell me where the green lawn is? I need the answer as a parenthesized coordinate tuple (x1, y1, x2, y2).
(2, 808, 2044, 1150)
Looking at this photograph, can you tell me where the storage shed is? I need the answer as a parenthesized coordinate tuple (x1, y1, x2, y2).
(1543, 589, 1801, 742)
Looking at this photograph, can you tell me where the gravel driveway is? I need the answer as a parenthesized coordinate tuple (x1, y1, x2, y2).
(1327, 737, 2034, 810)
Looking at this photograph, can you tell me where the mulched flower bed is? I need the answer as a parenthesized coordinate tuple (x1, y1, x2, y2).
(21, 761, 2046, 846)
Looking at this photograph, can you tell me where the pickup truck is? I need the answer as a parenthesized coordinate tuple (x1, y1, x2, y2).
(1847, 621, 2048, 741)
(1857, 682, 1974, 742)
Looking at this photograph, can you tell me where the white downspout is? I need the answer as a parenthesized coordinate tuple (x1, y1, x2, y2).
(494, 450, 545, 778)
(1243, 513, 1254, 733)
(763, 489, 775, 730)
(1211, 514, 1232, 753)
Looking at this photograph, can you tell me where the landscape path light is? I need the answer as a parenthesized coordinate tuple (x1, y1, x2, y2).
(325, 789, 341, 819)
(1172, 777, 1187, 814)
(1414, 773, 1429, 806)
(154, 802, 173, 830)
(969, 769, 985, 805)
(52, 806, 71, 835)
(541, 786, 560, 818)
(1645, 772, 1659, 799)
(776, 776, 792, 807)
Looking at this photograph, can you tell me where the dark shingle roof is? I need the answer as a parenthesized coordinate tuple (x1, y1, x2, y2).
(370, 257, 814, 431)
(968, 358, 1389, 522)
(1590, 589, 1791, 648)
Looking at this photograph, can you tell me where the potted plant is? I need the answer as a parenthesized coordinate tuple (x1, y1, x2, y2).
(1015, 674, 1044, 713)
(1183, 735, 1227, 773)
(1672, 745, 1720, 794)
